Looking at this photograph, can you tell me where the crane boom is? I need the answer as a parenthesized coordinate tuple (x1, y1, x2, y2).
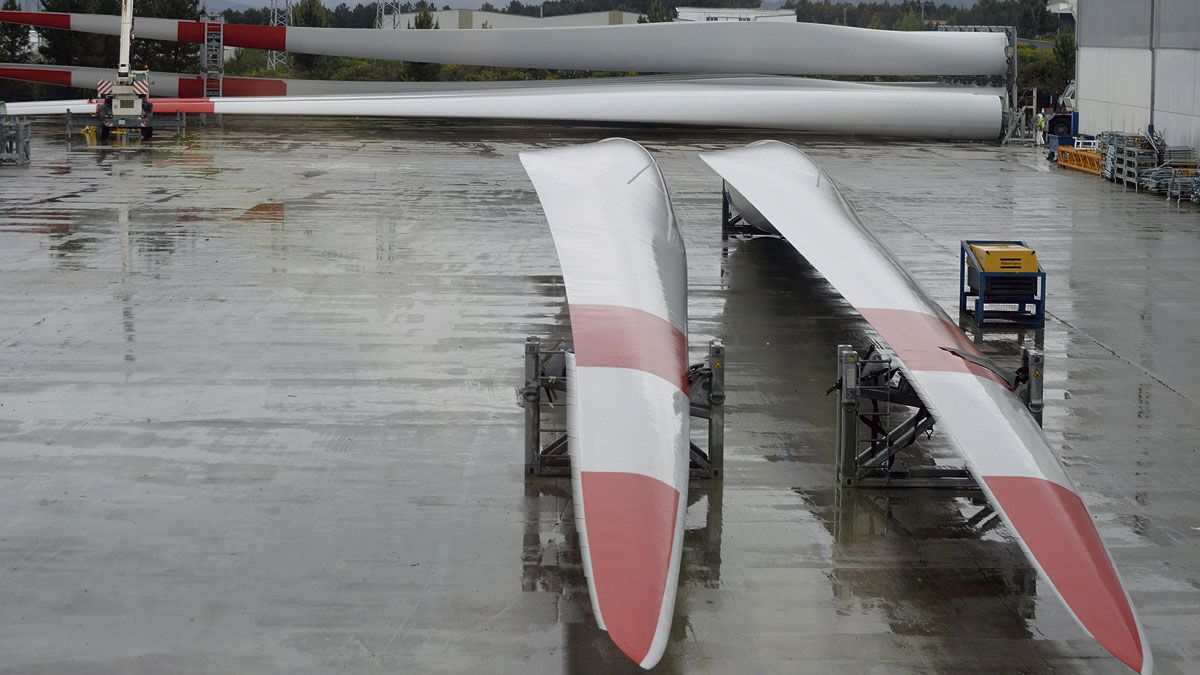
(117, 0, 133, 76)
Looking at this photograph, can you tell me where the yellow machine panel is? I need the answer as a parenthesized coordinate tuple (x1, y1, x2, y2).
(967, 243, 1040, 273)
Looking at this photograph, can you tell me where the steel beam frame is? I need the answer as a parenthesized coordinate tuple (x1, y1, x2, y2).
(201, 14, 225, 99)
(720, 181, 775, 240)
(0, 113, 31, 166)
(522, 336, 726, 479)
(267, 0, 292, 71)
(835, 341, 1044, 489)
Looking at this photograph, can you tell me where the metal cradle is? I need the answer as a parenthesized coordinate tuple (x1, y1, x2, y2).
(834, 342, 1043, 489)
(521, 336, 726, 479)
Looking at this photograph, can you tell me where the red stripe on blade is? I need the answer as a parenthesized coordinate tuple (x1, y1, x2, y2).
(223, 77, 287, 97)
(225, 24, 286, 51)
(0, 11, 71, 30)
(859, 307, 1008, 387)
(176, 21, 203, 43)
(177, 21, 285, 51)
(570, 304, 687, 392)
(177, 76, 287, 97)
(150, 98, 215, 114)
(177, 78, 203, 98)
(0, 66, 72, 87)
(984, 476, 1144, 672)
(581, 471, 679, 666)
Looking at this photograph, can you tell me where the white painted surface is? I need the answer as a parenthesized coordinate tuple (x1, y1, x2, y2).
(0, 63, 416, 97)
(7, 99, 97, 114)
(698, 141, 1070, 486)
(1077, 43, 1200, 146)
(522, 139, 688, 670)
(674, 7, 795, 23)
(1153, 48, 1200, 148)
(286, 21, 1006, 76)
(699, 141, 1152, 674)
(211, 87, 1000, 139)
(0, 85, 1004, 139)
(382, 10, 639, 29)
(519, 138, 686, 330)
(28, 13, 1008, 76)
(0, 67, 1003, 99)
(571, 369, 689, 484)
(1077, 46, 1152, 136)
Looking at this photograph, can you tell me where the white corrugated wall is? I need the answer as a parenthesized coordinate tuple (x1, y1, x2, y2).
(1076, 0, 1200, 146)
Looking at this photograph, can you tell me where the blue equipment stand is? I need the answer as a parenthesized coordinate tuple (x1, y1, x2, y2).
(959, 240, 1047, 328)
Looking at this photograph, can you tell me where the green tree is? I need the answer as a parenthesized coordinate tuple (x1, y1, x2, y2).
(892, 9, 920, 31)
(866, 12, 885, 30)
(291, 0, 332, 29)
(0, 0, 31, 63)
(37, 0, 199, 75)
(1016, 43, 1056, 94)
(133, 0, 200, 72)
(0, 0, 39, 102)
(637, 0, 673, 23)
(410, 0, 438, 29)
(1051, 31, 1075, 87)
(1016, 34, 1074, 104)
(39, 0, 122, 70)
(290, 0, 331, 72)
(406, 1, 439, 80)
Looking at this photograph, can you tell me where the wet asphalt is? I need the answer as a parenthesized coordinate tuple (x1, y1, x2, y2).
(0, 118, 1198, 674)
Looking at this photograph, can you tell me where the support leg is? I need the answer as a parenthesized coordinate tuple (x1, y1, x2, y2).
(523, 337, 541, 475)
(836, 345, 860, 487)
(707, 339, 725, 477)
(1021, 347, 1044, 426)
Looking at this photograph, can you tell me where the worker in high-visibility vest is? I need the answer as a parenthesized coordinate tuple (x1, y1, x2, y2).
(1035, 113, 1046, 146)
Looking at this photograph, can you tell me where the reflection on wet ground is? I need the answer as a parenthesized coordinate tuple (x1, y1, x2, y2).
(0, 118, 1196, 673)
(803, 488, 1037, 638)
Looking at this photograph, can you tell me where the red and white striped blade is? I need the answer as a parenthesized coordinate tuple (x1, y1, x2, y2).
(0, 63, 428, 98)
(700, 141, 1152, 674)
(0, 10, 1006, 77)
(521, 139, 689, 669)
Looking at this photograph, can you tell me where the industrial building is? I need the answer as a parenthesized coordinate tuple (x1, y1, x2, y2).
(379, 6, 797, 29)
(674, 7, 796, 23)
(382, 9, 640, 29)
(1076, 0, 1200, 147)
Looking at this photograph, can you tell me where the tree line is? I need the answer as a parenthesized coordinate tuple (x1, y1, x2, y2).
(784, 1, 1073, 97)
(786, 1, 1060, 40)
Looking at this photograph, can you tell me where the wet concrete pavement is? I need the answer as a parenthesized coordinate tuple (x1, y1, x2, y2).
(1, 118, 1198, 674)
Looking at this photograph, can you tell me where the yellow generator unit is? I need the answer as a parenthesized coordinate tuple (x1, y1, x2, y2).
(959, 240, 1046, 327)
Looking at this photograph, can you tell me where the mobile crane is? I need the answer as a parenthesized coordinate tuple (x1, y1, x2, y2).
(86, 0, 155, 140)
